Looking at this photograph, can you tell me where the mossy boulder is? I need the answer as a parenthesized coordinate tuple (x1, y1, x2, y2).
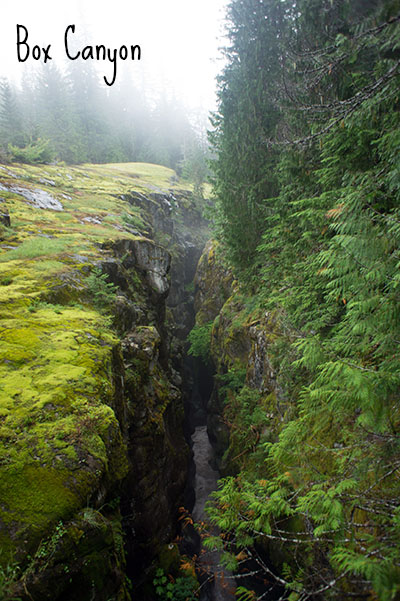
(0, 301, 129, 559)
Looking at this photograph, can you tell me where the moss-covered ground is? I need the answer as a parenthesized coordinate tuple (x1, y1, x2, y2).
(0, 161, 190, 564)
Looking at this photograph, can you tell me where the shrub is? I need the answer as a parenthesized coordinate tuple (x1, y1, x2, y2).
(8, 138, 55, 164)
(187, 321, 213, 363)
(86, 267, 117, 311)
(0, 561, 20, 601)
(153, 568, 198, 601)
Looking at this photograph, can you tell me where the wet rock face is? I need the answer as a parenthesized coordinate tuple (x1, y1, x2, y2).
(120, 323, 189, 575)
(103, 191, 209, 593)
(247, 317, 278, 393)
(192, 242, 283, 475)
(3, 183, 63, 210)
(123, 191, 174, 239)
(113, 295, 139, 334)
(109, 238, 171, 299)
(0, 210, 10, 227)
(134, 240, 171, 298)
(133, 240, 170, 281)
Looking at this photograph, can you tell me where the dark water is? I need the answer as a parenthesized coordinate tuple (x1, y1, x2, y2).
(192, 426, 236, 601)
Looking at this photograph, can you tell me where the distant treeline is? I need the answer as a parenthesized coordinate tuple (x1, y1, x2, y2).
(0, 61, 209, 176)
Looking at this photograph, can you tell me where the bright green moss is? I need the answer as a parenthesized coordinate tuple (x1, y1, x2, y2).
(0, 159, 193, 569)
(0, 465, 79, 524)
(94, 162, 177, 190)
(0, 465, 81, 560)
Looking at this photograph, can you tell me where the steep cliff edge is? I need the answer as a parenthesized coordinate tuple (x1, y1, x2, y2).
(0, 162, 208, 600)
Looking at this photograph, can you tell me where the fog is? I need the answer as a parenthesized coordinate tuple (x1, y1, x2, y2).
(2, 0, 228, 112)
(0, 0, 230, 171)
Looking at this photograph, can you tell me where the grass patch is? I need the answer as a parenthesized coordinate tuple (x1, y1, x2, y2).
(98, 162, 177, 189)
(0, 237, 70, 261)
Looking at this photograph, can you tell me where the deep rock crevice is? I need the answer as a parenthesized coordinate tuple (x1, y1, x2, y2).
(104, 190, 210, 598)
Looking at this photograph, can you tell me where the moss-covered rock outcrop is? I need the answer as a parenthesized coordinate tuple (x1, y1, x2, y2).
(0, 161, 208, 600)
(193, 240, 233, 327)
(192, 241, 286, 470)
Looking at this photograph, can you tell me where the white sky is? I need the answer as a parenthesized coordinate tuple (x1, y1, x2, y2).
(1, 0, 228, 111)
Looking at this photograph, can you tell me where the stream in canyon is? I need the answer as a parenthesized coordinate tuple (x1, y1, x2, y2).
(191, 425, 236, 601)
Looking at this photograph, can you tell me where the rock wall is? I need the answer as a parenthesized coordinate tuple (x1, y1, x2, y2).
(114, 190, 209, 595)
(192, 241, 286, 472)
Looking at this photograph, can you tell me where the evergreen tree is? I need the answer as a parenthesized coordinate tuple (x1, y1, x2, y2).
(208, 1, 400, 598)
(111, 71, 155, 162)
(66, 59, 111, 163)
(209, 0, 285, 282)
(181, 135, 210, 199)
(149, 94, 194, 171)
(0, 78, 25, 151)
(0, 56, 205, 169)
(35, 63, 81, 163)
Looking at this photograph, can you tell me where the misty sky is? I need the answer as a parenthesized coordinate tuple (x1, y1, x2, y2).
(1, 0, 228, 111)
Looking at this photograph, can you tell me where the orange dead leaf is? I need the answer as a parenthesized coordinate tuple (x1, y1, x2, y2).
(326, 203, 344, 219)
(178, 514, 194, 526)
(180, 559, 196, 578)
